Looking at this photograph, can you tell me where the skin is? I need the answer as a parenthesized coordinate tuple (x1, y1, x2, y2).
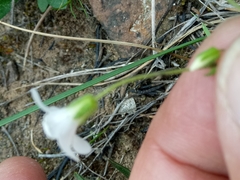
(0, 157, 46, 180)
(130, 15, 240, 180)
(0, 16, 240, 180)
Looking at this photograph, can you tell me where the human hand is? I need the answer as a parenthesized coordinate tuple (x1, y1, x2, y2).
(130, 16, 240, 180)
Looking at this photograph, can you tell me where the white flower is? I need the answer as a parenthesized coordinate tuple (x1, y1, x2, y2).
(189, 47, 220, 71)
(30, 88, 98, 162)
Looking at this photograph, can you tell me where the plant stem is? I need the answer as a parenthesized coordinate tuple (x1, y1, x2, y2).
(95, 68, 189, 100)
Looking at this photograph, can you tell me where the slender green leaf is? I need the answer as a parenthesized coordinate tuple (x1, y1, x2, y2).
(0, 0, 11, 19)
(76, 0, 88, 17)
(74, 172, 88, 180)
(201, 23, 210, 37)
(109, 159, 131, 178)
(38, 0, 49, 12)
(69, 2, 76, 19)
(89, 127, 108, 144)
(47, 0, 68, 9)
(0, 37, 205, 127)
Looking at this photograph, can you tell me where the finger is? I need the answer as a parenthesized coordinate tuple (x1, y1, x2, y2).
(216, 36, 240, 179)
(0, 157, 46, 180)
(130, 15, 240, 180)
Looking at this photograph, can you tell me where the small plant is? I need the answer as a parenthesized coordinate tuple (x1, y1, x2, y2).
(31, 89, 96, 161)
(29, 45, 220, 161)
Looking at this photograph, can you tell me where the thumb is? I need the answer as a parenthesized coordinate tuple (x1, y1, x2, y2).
(216, 36, 240, 179)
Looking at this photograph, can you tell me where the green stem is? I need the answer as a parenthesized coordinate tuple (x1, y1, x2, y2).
(95, 68, 189, 100)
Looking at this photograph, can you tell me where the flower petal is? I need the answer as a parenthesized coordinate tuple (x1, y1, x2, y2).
(189, 47, 220, 71)
(57, 130, 80, 162)
(30, 88, 51, 113)
(42, 108, 76, 139)
(42, 107, 64, 139)
(58, 139, 79, 162)
(72, 135, 92, 155)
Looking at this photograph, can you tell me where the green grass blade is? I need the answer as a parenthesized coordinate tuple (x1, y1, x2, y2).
(74, 172, 88, 180)
(69, 1, 76, 19)
(89, 127, 108, 144)
(109, 159, 131, 178)
(76, 0, 88, 17)
(0, 37, 205, 127)
(201, 23, 211, 37)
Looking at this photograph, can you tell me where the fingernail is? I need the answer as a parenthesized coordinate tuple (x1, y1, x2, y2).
(217, 37, 240, 125)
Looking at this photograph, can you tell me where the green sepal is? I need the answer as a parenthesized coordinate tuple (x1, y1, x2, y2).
(190, 47, 221, 71)
(202, 23, 211, 37)
(67, 94, 98, 124)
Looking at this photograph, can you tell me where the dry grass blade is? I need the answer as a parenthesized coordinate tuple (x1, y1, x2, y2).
(23, 6, 52, 68)
(1, 127, 19, 156)
(30, 129, 43, 153)
(0, 21, 161, 52)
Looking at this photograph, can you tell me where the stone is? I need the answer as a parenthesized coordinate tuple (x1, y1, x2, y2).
(89, 0, 172, 57)
(118, 98, 136, 115)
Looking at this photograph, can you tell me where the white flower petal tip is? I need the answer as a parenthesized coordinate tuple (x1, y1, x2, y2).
(58, 135, 93, 162)
(30, 89, 94, 161)
(189, 47, 221, 71)
(30, 88, 51, 113)
(72, 135, 92, 155)
(41, 106, 68, 140)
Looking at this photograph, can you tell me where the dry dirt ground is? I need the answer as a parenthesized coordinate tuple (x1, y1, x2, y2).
(0, 1, 165, 179)
(0, 0, 236, 179)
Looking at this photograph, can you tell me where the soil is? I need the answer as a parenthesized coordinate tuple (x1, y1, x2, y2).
(0, 0, 222, 179)
(0, 1, 156, 179)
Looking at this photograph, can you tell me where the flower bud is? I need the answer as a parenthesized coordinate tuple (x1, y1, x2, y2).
(190, 47, 220, 71)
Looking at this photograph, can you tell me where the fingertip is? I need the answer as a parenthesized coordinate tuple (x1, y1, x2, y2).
(131, 16, 240, 179)
(216, 33, 240, 179)
(0, 157, 46, 180)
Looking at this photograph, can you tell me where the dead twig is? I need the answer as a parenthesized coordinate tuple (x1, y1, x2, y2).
(1, 126, 19, 156)
(10, 0, 15, 24)
(0, 58, 7, 88)
(0, 21, 161, 52)
(30, 129, 43, 153)
(23, 6, 52, 68)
